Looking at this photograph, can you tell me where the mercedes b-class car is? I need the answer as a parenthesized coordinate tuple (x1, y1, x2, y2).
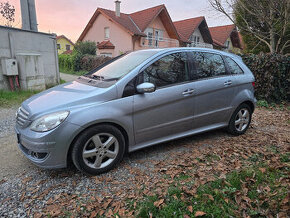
(15, 48, 256, 175)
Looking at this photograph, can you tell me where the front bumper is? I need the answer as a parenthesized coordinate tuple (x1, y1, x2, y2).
(15, 121, 83, 169)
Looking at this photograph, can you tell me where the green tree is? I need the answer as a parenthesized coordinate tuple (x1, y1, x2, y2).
(74, 41, 97, 55)
(209, 0, 290, 54)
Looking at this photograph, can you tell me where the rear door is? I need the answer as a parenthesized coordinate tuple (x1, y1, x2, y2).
(188, 51, 236, 129)
(133, 52, 195, 146)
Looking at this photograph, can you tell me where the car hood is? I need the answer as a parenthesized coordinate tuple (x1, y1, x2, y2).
(22, 81, 116, 118)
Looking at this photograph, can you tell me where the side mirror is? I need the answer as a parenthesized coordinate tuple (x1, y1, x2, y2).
(136, 82, 156, 94)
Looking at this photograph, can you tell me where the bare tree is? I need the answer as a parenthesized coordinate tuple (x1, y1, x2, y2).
(0, 1, 15, 27)
(209, 0, 290, 54)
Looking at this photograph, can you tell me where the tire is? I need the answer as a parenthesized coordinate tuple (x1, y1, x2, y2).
(227, 103, 252, 136)
(72, 125, 125, 175)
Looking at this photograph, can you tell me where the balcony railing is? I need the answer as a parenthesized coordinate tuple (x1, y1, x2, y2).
(188, 42, 213, 49)
(140, 36, 179, 48)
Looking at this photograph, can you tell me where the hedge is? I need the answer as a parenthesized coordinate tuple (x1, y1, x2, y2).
(59, 53, 111, 72)
(241, 53, 290, 102)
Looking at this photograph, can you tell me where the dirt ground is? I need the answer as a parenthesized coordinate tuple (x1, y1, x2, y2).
(0, 107, 289, 217)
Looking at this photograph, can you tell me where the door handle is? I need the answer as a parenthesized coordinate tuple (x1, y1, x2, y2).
(224, 80, 232, 86)
(182, 89, 195, 95)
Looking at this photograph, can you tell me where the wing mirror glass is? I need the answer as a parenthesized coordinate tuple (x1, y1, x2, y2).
(136, 82, 156, 94)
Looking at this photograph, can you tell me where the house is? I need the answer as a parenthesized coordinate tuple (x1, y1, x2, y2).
(78, 2, 184, 57)
(56, 35, 75, 54)
(209, 24, 243, 53)
(173, 16, 213, 48)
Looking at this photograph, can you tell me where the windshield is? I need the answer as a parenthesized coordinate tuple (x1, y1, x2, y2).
(88, 50, 159, 81)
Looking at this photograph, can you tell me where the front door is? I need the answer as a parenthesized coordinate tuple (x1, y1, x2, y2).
(133, 52, 195, 146)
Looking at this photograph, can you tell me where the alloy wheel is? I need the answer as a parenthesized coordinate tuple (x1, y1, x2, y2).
(234, 108, 250, 132)
(82, 133, 119, 169)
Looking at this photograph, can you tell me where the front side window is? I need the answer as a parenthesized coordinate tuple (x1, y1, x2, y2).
(190, 52, 227, 80)
(224, 56, 244, 74)
(57, 44, 60, 49)
(66, 45, 70, 51)
(89, 50, 159, 81)
(139, 52, 189, 88)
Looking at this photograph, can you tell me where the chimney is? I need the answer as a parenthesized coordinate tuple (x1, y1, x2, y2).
(115, 0, 121, 17)
(20, 0, 38, 31)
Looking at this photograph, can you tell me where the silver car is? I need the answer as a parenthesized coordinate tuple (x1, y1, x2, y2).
(15, 48, 256, 175)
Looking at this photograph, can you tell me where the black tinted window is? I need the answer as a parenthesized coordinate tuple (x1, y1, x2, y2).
(224, 57, 244, 74)
(140, 52, 189, 88)
(190, 52, 227, 80)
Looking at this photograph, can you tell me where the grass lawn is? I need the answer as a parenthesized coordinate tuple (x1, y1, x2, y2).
(0, 80, 66, 107)
(0, 90, 40, 107)
(136, 162, 289, 217)
(59, 67, 88, 76)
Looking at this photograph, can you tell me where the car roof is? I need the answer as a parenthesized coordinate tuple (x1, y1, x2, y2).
(142, 47, 242, 61)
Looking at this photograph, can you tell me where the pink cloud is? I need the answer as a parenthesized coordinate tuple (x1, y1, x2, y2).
(2, 0, 231, 42)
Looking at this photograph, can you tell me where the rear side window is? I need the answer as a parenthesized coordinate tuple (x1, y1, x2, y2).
(139, 52, 189, 88)
(224, 56, 244, 74)
(190, 52, 227, 80)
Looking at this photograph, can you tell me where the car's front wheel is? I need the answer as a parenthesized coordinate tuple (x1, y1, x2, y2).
(227, 103, 252, 135)
(72, 125, 125, 175)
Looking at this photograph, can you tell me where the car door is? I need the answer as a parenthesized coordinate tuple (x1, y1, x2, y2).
(188, 52, 236, 129)
(133, 52, 195, 146)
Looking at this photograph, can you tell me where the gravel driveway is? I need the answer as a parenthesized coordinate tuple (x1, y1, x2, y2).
(0, 106, 289, 217)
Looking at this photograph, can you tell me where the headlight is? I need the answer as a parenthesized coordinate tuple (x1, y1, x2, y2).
(30, 111, 69, 132)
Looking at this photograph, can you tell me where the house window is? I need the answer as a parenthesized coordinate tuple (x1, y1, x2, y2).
(148, 32, 153, 46)
(145, 28, 153, 46)
(57, 44, 61, 49)
(225, 40, 230, 49)
(104, 27, 110, 39)
(66, 45, 71, 51)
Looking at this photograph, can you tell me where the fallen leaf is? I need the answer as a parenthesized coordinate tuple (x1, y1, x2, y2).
(153, 199, 164, 207)
(187, 205, 193, 213)
(195, 211, 206, 217)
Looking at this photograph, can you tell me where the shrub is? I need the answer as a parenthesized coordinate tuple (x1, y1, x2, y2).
(74, 41, 97, 56)
(80, 55, 112, 71)
(241, 53, 290, 102)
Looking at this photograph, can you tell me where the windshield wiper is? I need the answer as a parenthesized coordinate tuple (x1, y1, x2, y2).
(102, 77, 120, 82)
(84, 75, 105, 80)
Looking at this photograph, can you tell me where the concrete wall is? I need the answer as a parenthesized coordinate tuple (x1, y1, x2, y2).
(0, 26, 59, 90)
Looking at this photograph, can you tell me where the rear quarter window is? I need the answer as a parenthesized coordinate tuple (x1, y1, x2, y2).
(224, 56, 244, 75)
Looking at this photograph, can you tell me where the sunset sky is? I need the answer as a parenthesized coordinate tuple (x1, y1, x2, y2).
(3, 0, 231, 42)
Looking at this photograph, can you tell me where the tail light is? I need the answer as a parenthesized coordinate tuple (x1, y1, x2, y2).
(252, 82, 255, 88)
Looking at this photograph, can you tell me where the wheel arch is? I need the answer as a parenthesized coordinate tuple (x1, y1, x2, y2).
(66, 122, 130, 166)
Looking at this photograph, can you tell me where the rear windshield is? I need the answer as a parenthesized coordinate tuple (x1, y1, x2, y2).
(87, 50, 159, 81)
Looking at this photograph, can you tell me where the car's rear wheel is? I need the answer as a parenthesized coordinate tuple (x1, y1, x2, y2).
(227, 103, 252, 135)
(72, 125, 125, 175)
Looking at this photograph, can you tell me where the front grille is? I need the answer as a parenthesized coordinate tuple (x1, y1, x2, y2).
(16, 107, 30, 128)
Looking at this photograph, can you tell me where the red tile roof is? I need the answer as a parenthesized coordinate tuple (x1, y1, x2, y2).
(78, 5, 182, 42)
(130, 5, 165, 32)
(56, 35, 75, 46)
(99, 8, 144, 36)
(173, 17, 204, 41)
(97, 40, 115, 49)
(209, 24, 236, 45)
